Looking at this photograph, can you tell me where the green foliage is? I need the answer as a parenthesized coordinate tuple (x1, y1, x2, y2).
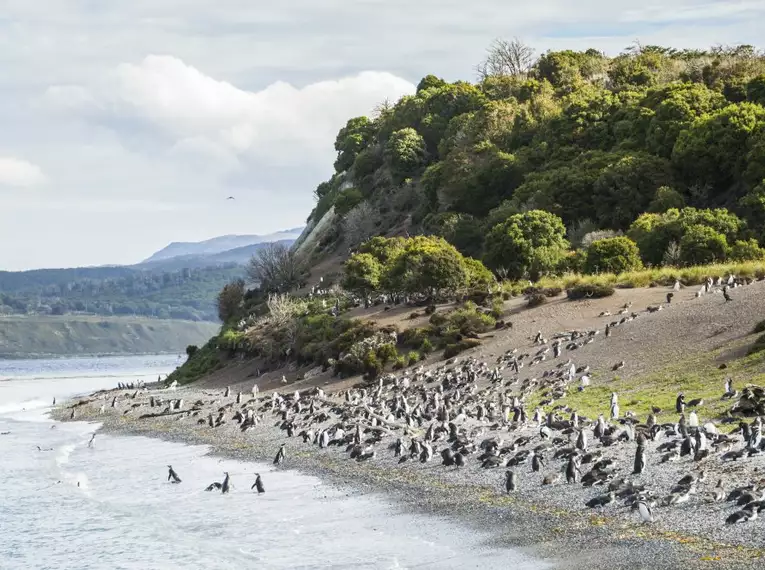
(730, 238, 765, 261)
(591, 153, 673, 229)
(584, 237, 643, 274)
(217, 279, 245, 323)
(484, 210, 569, 279)
(747, 75, 765, 105)
(672, 103, 765, 199)
(168, 335, 222, 385)
(385, 128, 427, 183)
(407, 350, 422, 365)
(376, 343, 398, 365)
(218, 329, 246, 352)
(334, 116, 376, 173)
(566, 283, 615, 299)
(444, 338, 482, 359)
(678, 224, 729, 265)
(648, 186, 686, 213)
(333, 187, 364, 216)
(754, 320, 765, 334)
(185, 344, 198, 357)
(420, 338, 434, 354)
(341, 253, 383, 297)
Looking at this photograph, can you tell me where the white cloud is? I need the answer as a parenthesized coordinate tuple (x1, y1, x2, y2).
(0, 157, 46, 187)
(48, 56, 416, 168)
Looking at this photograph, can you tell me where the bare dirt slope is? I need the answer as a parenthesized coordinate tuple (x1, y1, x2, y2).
(196, 280, 764, 400)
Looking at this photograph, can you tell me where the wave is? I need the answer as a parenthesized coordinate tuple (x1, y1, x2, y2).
(0, 371, 168, 383)
(0, 398, 51, 415)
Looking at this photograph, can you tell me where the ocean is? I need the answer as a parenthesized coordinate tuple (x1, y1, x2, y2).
(0, 355, 547, 570)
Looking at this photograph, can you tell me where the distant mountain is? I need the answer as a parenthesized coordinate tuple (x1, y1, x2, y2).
(142, 228, 304, 264)
(135, 239, 296, 271)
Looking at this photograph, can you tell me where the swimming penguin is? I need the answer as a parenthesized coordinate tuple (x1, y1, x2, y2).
(251, 473, 265, 494)
(273, 443, 286, 465)
(637, 499, 654, 523)
(167, 465, 182, 484)
(633, 443, 646, 475)
(504, 470, 517, 493)
(221, 472, 230, 494)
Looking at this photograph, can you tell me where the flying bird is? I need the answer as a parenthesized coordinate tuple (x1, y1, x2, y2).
(226, 196, 235, 200)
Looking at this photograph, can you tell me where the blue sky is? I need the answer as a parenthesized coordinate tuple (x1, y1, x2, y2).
(0, 0, 763, 270)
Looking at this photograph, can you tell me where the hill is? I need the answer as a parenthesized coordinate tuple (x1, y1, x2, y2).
(134, 239, 296, 271)
(0, 315, 219, 358)
(141, 228, 304, 265)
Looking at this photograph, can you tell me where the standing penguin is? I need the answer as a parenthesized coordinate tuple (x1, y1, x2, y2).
(531, 452, 544, 472)
(637, 499, 654, 523)
(566, 454, 581, 484)
(224, 386, 231, 398)
(251, 473, 265, 494)
(605, 323, 611, 338)
(273, 443, 286, 465)
(633, 442, 646, 475)
(221, 472, 230, 494)
(167, 465, 182, 484)
(576, 429, 588, 452)
(504, 470, 517, 493)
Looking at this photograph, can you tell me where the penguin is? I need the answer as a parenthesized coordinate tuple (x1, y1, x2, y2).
(566, 454, 581, 484)
(167, 465, 182, 484)
(454, 452, 465, 467)
(205, 482, 222, 491)
(273, 443, 286, 465)
(52, 397, 56, 406)
(224, 386, 231, 398)
(576, 429, 588, 452)
(221, 472, 230, 494)
(251, 473, 265, 493)
(638, 499, 654, 523)
(531, 452, 544, 472)
(633, 443, 646, 475)
(675, 393, 685, 414)
(87, 433, 96, 448)
(605, 323, 611, 338)
(504, 470, 517, 493)
(441, 448, 455, 466)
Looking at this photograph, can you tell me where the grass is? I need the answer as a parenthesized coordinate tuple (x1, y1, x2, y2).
(529, 260, 765, 292)
(535, 338, 765, 426)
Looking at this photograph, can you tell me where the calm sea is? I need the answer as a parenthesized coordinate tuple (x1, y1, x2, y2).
(0, 355, 547, 570)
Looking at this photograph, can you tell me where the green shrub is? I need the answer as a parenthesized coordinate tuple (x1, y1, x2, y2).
(400, 327, 431, 349)
(527, 293, 547, 307)
(429, 312, 448, 327)
(442, 302, 496, 336)
(730, 239, 765, 262)
(393, 356, 407, 370)
(566, 283, 616, 300)
(584, 237, 643, 274)
(490, 297, 504, 319)
(407, 351, 422, 365)
(420, 338, 434, 354)
(185, 345, 198, 357)
(376, 343, 398, 365)
(363, 350, 383, 378)
(444, 338, 482, 359)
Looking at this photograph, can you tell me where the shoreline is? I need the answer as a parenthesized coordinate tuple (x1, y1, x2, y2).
(53, 388, 765, 570)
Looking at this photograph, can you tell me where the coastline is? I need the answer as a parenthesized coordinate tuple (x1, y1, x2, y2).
(52, 387, 765, 570)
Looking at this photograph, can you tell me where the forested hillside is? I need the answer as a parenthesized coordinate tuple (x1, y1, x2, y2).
(307, 42, 765, 269)
(0, 265, 244, 322)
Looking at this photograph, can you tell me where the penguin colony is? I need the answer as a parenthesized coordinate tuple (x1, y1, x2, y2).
(66, 274, 765, 529)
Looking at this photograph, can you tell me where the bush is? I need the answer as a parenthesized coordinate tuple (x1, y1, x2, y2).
(363, 350, 383, 379)
(679, 225, 729, 266)
(730, 239, 765, 262)
(407, 351, 422, 365)
(185, 345, 199, 358)
(400, 327, 431, 349)
(444, 339, 482, 359)
(584, 237, 643, 274)
(490, 297, 504, 319)
(420, 338, 434, 354)
(441, 302, 496, 336)
(393, 356, 407, 370)
(754, 320, 765, 334)
(527, 293, 547, 307)
(425, 304, 437, 315)
(566, 283, 616, 300)
(376, 343, 398, 365)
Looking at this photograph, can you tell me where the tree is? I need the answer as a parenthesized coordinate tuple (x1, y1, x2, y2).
(217, 279, 245, 323)
(747, 75, 765, 105)
(678, 225, 729, 265)
(476, 38, 536, 80)
(591, 153, 673, 229)
(342, 253, 383, 297)
(484, 210, 569, 280)
(584, 237, 643, 274)
(246, 243, 307, 293)
(647, 186, 686, 213)
(343, 202, 377, 246)
(672, 103, 765, 199)
(730, 238, 765, 261)
(383, 236, 471, 297)
(384, 128, 427, 183)
(334, 116, 375, 173)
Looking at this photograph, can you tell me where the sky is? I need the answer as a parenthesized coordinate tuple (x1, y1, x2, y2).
(1, 1, 764, 270)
